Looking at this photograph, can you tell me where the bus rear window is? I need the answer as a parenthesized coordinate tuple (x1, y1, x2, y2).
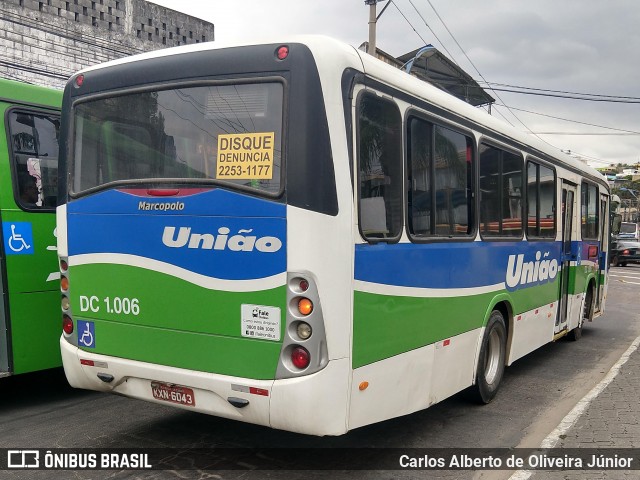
(71, 82, 283, 195)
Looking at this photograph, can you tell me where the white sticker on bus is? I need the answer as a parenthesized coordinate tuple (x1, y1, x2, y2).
(240, 304, 281, 341)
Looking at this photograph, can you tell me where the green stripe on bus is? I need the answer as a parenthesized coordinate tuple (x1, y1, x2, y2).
(352, 279, 561, 369)
(70, 263, 286, 379)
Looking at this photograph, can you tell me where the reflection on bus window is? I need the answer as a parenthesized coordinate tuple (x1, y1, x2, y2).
(581, 182, 599, 240)
(9, 111, 59, 210)
(526, 161, 556, 238)
(407, 115, 474, 238)
(479, 143, 523, 238)
(72, 83, 283, 196)
(358, 93, 403, 240)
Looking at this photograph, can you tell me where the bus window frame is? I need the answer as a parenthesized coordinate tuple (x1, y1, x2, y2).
(477, 136, 524, 242)
(355, 89, 404, 244)
(404, 107, 477, 243)
(67, 76, 288, 201)
(581, 180, 600, 240)
(525, 156, 558, 241)
(5, 106, 60, 214)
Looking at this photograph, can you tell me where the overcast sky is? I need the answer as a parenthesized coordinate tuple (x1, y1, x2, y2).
(149, 1, 640, 168)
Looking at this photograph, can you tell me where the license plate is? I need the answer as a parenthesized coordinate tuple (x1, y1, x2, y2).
(151, 381, 196, 407)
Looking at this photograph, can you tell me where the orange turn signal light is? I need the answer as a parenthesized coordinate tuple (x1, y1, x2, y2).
(298, 298, 313, 316)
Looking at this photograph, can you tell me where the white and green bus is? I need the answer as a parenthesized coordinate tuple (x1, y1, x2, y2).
(58, 37, 611, 436)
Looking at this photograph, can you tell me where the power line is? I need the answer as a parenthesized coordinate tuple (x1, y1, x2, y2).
(389, 1, 427, 45)
(388, 2, 515, 127)
(388, 4, 623, 165)
(494, 103, 640, 135)
(405, 0, 458, 64)
(420, 0, 551, 146)
(478, 81, 640, 101)
(487, 87, 640, 103)
(563, 150, 612, 165)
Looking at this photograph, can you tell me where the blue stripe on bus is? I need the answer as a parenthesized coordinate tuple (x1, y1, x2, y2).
(67, 189, 286, 281)
(355, 240, 563, 289)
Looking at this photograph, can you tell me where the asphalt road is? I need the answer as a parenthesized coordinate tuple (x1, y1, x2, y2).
(2, 265, 639, 480)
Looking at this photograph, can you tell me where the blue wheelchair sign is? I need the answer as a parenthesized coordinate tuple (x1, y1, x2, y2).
(77, 320, 95, 348)
(2, 222, 34, 255)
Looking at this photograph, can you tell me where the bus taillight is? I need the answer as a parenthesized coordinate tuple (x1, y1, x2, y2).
(62, 315, 73, 335)
(60, 255, 73, 335)
(277, 272, 329, 379)
(275, 45, 289, 60)
(291, 346, 310, 369)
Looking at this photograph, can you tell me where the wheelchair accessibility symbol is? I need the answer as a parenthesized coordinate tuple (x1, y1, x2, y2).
(2, 222, 34, 255)
(77, 320, 95, 348)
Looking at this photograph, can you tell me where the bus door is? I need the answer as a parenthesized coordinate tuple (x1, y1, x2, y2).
(556, 184, 576, 333)
(595, 194, 609, 312)
(0, 107, 61, 375)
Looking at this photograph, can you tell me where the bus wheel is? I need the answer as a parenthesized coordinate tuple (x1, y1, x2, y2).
(570, 287, 594, 341)
(472, 310, 507, 404)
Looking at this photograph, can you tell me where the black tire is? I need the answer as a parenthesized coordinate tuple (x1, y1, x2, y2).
(569, 287, 594, 341)
(612, 255, 619, 267)
(471, 310, 507, 404)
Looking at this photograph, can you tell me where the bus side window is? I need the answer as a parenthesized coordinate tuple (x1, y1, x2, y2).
(9, 111, 60, 211)
(581, 181, 599, 240)
(526, 161, 556, 238)
(407, 115, 474, 238)
(357, 93, 403, 240)
(479, 143, 523, 238)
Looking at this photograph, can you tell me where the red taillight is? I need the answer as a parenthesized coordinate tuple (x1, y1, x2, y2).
(62, 315, 73, 334)
(60, 259, 68, 271)
(276, 45, 289, 60)
(147, 189, 180, 197)
(298, 279, 309, 292)
(623, 249, 630, 255)
(75, 74, 84, 87)
(291, 346, 310, 369)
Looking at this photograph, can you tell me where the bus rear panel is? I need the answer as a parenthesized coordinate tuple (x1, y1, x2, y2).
(58, 42, 353, 435)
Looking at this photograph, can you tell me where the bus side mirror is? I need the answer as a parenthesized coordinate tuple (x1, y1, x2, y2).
(611, 214, 622, 236)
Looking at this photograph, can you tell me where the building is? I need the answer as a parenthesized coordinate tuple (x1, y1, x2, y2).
(0, 0, 215, 89)
(359, 42, 494, 110)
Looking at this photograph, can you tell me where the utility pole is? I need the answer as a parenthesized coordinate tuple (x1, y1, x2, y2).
(364, 0, 389, 56)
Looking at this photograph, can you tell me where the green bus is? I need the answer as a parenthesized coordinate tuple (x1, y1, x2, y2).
(0, 78, 62, 378)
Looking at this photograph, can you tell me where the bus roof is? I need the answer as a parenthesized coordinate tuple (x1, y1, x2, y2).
(69, 35, 607, 189)
(0, 77, 62, 109)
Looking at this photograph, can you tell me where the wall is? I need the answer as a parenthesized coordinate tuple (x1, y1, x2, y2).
(0, 0, 215, 89)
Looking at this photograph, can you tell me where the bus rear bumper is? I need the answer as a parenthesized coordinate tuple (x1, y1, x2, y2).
(60, 336, 272, 426)
(60, 336, 350, 435)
